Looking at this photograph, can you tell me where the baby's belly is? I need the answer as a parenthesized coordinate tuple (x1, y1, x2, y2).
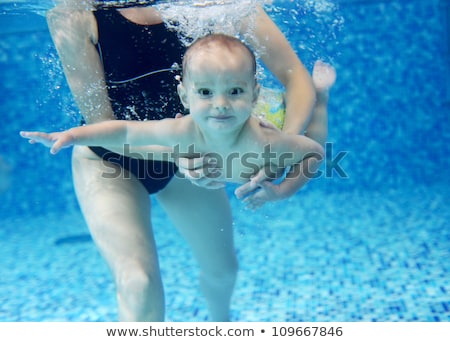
(215, 158, 266, 184)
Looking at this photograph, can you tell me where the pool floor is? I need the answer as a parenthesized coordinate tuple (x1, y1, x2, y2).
(1, 185, 449, 322)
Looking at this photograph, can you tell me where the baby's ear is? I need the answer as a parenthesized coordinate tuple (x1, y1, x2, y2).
(177, 83, 189, 109)
(253, 83, 260, 104)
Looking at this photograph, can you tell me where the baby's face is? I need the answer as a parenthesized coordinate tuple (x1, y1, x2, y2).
(180, 45, 259, 133)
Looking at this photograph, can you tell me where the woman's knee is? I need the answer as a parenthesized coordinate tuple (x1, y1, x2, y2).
(115, 262, 162, 295)
(114, 262, 165, 321)
(202, 255, 239, 287)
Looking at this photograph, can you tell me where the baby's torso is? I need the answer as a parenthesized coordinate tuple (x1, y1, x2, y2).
(176, 118, 283, 184)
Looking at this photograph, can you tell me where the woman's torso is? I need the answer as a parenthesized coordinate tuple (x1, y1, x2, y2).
(94, 7, 186, 121)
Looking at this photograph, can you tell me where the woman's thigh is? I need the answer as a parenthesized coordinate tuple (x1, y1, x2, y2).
(156, 175, 236, 273)
(71, 146, 160, 276)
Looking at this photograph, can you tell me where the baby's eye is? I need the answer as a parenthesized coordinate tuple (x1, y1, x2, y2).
(229, 88, 244, 96)
(198, 88, 212, 97)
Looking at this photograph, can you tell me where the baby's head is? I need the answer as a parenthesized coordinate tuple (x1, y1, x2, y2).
(181, 33, 257, 86)
(178, 34, 260, 132)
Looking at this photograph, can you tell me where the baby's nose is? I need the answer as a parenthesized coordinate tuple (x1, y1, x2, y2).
(214, 95, 229, 111)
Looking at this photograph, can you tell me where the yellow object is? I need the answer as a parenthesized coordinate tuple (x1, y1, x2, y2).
(254, 87, 286, 130)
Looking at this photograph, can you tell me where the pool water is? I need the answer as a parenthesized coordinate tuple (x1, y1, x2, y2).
(0, 0, 449, 321)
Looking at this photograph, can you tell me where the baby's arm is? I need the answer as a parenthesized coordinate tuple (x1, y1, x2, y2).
(241, 135, 324, 210)
(21, 129, 78, 154)
(21, 120, 133, 154)
(20, 118, 182, 154)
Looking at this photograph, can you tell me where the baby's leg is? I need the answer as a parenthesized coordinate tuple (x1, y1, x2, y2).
(305, 61, 336, 146)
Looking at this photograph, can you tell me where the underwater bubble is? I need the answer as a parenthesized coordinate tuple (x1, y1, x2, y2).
(157, 0, 261, 46)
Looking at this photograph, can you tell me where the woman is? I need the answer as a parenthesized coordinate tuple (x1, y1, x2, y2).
(46, 0, 316, 321)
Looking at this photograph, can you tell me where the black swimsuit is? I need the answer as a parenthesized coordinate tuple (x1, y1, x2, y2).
(89, 8, 186, 194)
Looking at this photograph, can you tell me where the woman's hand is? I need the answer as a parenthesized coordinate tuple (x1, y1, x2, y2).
(177, 155, 225, 189)
(174, 113, 225, 189)
(239, 180, 284, 210)
(234, 165, 287, 209)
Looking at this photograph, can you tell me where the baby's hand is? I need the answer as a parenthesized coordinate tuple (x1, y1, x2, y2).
(20, 131, 74, 154)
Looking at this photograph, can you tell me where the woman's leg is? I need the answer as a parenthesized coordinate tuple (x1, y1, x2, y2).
(156, 176, 238, 322)
(72, 146, 164, 321)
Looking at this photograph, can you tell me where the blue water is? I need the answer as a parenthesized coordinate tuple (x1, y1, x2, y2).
(0, 0, 449, 321)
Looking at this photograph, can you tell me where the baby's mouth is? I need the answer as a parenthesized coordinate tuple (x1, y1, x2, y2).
(210, 115, 233, 121)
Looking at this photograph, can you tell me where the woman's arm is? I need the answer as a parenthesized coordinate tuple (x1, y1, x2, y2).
(47, 3, 177, 160)
(236, 134, 324, 209)
(47, 6, 115, 124)
(244, 5, 316, 135)
(272, 134, 324, 196)
(235, 5, 317, 201)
